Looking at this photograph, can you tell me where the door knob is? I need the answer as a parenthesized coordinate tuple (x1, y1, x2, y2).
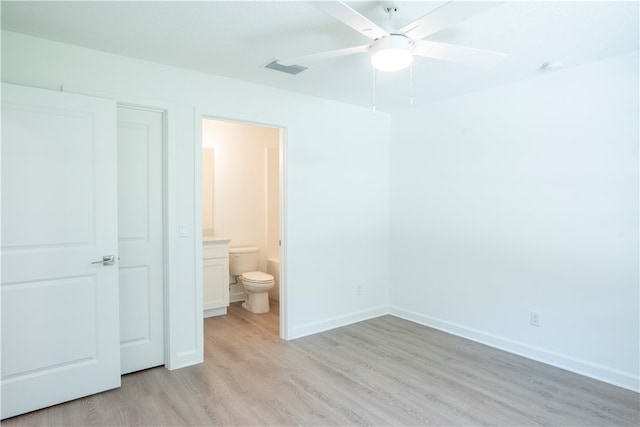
(91, 255, 115, 266)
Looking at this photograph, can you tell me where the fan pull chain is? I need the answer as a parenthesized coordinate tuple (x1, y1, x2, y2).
(372, 67, 377, 112)
(409, 63, 414, 107)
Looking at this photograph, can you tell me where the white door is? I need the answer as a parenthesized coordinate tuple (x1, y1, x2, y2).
(1, 83, 120, 419)
(117, 106, 165, 374)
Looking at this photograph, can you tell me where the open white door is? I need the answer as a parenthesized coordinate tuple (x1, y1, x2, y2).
(1, 83, 121, 419)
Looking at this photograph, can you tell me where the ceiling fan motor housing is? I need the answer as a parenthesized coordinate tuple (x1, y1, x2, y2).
(370, 34, 415, 72)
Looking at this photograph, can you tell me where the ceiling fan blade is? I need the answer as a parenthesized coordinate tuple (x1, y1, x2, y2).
(414, 40, 506, 67)
(278, 45, 370, 67)
(311, 1, 389, 40)
(401, 1, 499, 41)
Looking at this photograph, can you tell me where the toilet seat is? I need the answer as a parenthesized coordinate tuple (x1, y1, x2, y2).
(241, 271, 274, 284)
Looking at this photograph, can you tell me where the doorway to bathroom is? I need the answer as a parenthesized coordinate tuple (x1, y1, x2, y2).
(198, 115, 286, 339)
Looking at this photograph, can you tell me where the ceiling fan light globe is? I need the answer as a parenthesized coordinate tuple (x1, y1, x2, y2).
(371, 49, 413, 72)
(370, 34, 414, 72)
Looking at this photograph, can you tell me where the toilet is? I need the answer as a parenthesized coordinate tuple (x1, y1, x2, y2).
(228, 246, 275, 314)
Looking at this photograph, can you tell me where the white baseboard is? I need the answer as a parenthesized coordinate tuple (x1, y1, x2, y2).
(389, 306, 639, 392)
(168, 349, 201, 370)
(229, 290, 245, 303)
(204, 307, 227, 318)
(289, 305, 389, 340)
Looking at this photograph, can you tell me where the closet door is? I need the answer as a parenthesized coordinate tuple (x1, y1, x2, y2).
(117, 106, 165, 374)
(1, 83, 120, 419)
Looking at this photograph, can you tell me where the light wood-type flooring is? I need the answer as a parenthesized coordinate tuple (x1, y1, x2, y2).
(3, 300, 639, 426)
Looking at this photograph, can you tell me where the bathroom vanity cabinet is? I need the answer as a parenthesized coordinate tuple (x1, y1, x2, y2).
(203, 237, 230, 317)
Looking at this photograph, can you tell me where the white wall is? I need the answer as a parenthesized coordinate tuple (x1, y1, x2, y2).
(389, 51, 639, 390)
(1, 31, 391, 358)
(202, 119, 279, 301)
(202, 147, 215, 235)
(266, 146, 280, 260)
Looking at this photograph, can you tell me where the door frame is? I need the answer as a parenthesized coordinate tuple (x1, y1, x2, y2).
(61, 86, 183, 369)
(195, 107, 289, 341)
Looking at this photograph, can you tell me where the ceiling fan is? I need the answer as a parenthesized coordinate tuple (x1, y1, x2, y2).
(271, 1, 507, 73)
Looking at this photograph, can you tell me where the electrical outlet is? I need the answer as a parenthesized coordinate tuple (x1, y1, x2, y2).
(530, 311, 540, 327)
(356, 285, 363, 296)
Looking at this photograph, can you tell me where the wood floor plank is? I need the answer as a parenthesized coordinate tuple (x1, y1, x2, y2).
(2, 301, 638, 426)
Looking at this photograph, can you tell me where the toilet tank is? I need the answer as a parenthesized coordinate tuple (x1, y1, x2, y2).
(228, 246, 260, 276)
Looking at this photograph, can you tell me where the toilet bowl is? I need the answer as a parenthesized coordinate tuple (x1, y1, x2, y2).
(240, 271, 274, 314)
(228, 246, 275, 314)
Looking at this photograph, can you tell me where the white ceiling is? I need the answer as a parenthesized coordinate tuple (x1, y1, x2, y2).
(2, 1, 638, 112)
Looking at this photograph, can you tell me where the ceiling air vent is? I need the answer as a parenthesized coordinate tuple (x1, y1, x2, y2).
(265, 60, 307, 75)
